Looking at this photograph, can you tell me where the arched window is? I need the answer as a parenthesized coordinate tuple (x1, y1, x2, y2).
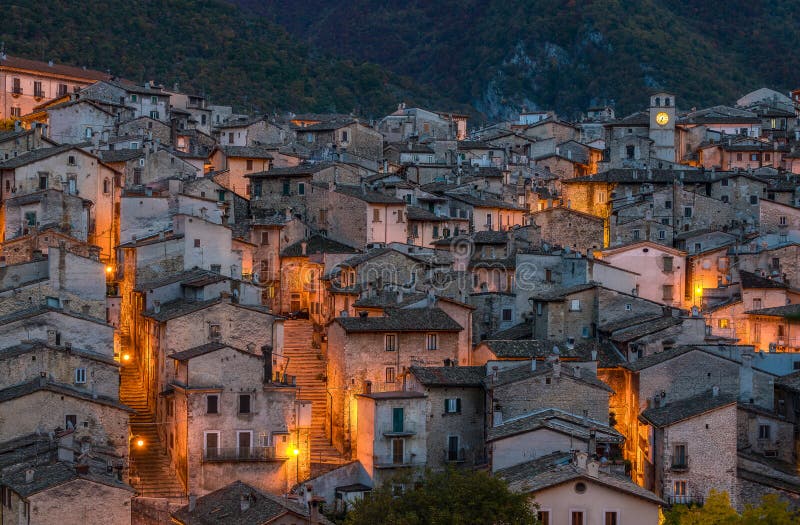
(85, 127, 93, 139)
(665, 97, 671, 107)
(655, 97, 660, 106)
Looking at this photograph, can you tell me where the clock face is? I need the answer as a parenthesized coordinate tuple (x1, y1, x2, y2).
(656, 111, 670, 126)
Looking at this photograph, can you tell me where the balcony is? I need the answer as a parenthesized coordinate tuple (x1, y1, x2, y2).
(374, 453, 424, 468)
(202, 446, 286, 463)
(11, 87, 22, 96)
(670, 455, 689, 472)
(383, 423, 417, 437)
(667, 494, 704, 506)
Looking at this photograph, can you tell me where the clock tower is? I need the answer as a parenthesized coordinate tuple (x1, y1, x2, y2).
(649, 92, 676, 163)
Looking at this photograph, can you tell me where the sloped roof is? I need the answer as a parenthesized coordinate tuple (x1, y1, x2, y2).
(0, 55, 111, 81)
(217, 146, 274, 159)
(408, 366, 485, 387)
(334, 307, 462, 333)
(167, 342, 256, 362)
(0, 144, 77, 169)
(738, 270, 787, 290)
(171, 480, 333, 525)
(488, 360, 613, 392)
(245, 162, 333, 178)
(746, 303, 800, 318)
(487, 407, 623, 442)
(2, 461, 133, 498)
(0, 378, 132, 412)
(281, 234, 359, 257)
(478, 340, 599, 360)
(640, 391, 737, 428)
(334, 184, 405, 204)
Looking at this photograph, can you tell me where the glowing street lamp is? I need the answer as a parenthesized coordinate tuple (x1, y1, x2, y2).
(135, 438, 145, 448)
(122, 353, 131, 362)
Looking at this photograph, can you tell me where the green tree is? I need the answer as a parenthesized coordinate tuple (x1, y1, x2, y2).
(663, 491, 799, 525)
(741, 494, 800, 525)
(343, 468, 538, 525)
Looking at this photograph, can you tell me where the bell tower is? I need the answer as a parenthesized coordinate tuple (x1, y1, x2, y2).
(649, 92, 676, 163)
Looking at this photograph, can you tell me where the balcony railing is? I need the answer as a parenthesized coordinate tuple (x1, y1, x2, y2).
(374, 453, 424, 468)
(670, 455, 689, 472)
(202, 446, 285, 462)
(668, 494, 704, 506)
(382, 423, 417, 437)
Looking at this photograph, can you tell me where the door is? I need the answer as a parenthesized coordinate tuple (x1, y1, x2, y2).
(392, 407, 404, 433)
(392, 438, 404, 465)
(447, 435, 460, 462)
(237, 431, 252, 459)
(205, 432, 219, 459)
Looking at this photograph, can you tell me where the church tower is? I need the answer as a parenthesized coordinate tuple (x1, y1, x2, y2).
(648, 92, 676, 163)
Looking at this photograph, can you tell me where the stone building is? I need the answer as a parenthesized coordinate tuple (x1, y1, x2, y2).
(326, 307, 465, 455)
(162, 342, 305, 495)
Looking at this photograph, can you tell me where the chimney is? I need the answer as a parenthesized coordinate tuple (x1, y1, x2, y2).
(591, 349, 598, 361)
(154, 300, 161, 314)
(712, 385, 720, 397)
(587, 459, 600, 478)
(575, 451, 588, 470)
(530, 359, 537, 371)
(25, 469, 34, 483)
(552, 360, 561, 378)
(188, 494, 197, 512)
(588, 428, 597, 457)
(309, 496, 324, 524)
(300, 241, 307, 257)
(492, 405, 503, 427)
(573, 366, 581, 378)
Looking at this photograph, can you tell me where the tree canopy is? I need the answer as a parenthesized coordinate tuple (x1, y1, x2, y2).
(342, 468, 539, 525)
(663, 490, 800, 525)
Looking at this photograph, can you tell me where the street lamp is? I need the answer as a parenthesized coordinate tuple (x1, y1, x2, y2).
(136, 438, 145, 448)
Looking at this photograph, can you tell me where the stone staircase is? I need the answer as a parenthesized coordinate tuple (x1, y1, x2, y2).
(120, 364, 185, 498)
(283, 320, 348, 477)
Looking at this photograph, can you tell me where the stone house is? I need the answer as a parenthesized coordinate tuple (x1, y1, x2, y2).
(759, 198, 800, 235)
(0, 128, 55, 163)
(115, 115, 172, 146)
(0, 145, 120, 260)
(0, 227, 92, 266)
(208, 146, 274, 197)
(102, 147, 198, 188)
(294, 118, 383, 163)
(306, 183, 407, 248)
(326, 307, 464, 455)
(0, 462, 134, 525)
(531, 207, 604, 253)
(698, 137, 786, 171)
(3, 189, 90, 243)
(744, 303, 800, 352)
(405, 206, 465, 248)
(0, 306, 113, 356)
(80, 80, 171, 122)
(354, 391, 427, 486)
(487, 358, 613, 426)
(45, 99, 117, 145)
(170, 480, 332, 525)
(443, 192, 526, 232)
(469, 292, 519, 343)
(736, 240, 800, 288)
(595, 241, 687, 307)
(163, 342, 303, 495)
(405, 366, 486, 469)
(378, 106, 466, 142)
(213, 116, 290, 147)
(499, 452, 663, 525)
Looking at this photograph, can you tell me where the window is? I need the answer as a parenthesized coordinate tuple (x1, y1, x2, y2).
(432, 225, 439, 238)
(246, 159, 253, 171)
(753, 298, 762, 310)
(625, 303, 632, 311)
(632, 229, 640, 240)
(694, 242, 702, 253)
(750, 195, 758, 205)
(392, 407, 405, 433)
(719, 318, 729, 329)
(149, 110, 160, 119)
(751, 154, 759, 161)
(673, 443, 687, 467)
(209, 323, 221, 339)
(12, 77, 21, 94)
(502, 308, 512, 321)
(75, 368, 87, 384)
(683, 207, 692, 218)
(626, 145, 635, 159)
(130, 94, 138, 102)
(486, 213, 492, 228)
(674, 480, 687, 497)
(537, 511, 550, 525)
(778, 324, 785, 338)
(663, 256, 673, 272)
(658, 230, 666, 240)
(447, 435, 460, 461)
(103, 178, 110, 194)
(664, 199, 672, 209)
(662, 285, 674, 300)
(25, 211, 37, 227)
(765, 153, 772, 162)
(385, 334, 397, 352)
(445, 398, 461, 414)
(426, 333, 438, 350)
(204, 431, 220, 458)
(65, 414, 77, 430)
(239, 394, 251, 414)
(298, 182, 305, 195)
(570, 299, 581, 311)
(721, 195, 729, 203)
(753, 322, 761, 342)
(319, 208, 327, 224)
(759, 424, 771, 439)
(260, 232, 270, 245)
(1, 486, 11, 508)
(571, 511, 585, 525)
(251, 181, 261, 197)
(34, 81, 43, 97)
(385, 367, 396, 383)
(151, 95, 158, 104)
(604, 511, 619, 525)
(10, 106, 20, 117)
(67, 155, 76, 166)
(372, 208, 382, 222)
(206, 395, 219, 414)
(341, 130, 349, 142)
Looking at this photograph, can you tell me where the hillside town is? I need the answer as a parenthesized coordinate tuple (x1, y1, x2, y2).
(1, 54, 800, 524)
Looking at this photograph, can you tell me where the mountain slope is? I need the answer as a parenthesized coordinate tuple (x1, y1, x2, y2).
(0, 0, 457, 117)
(235, 0, 800, 119)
